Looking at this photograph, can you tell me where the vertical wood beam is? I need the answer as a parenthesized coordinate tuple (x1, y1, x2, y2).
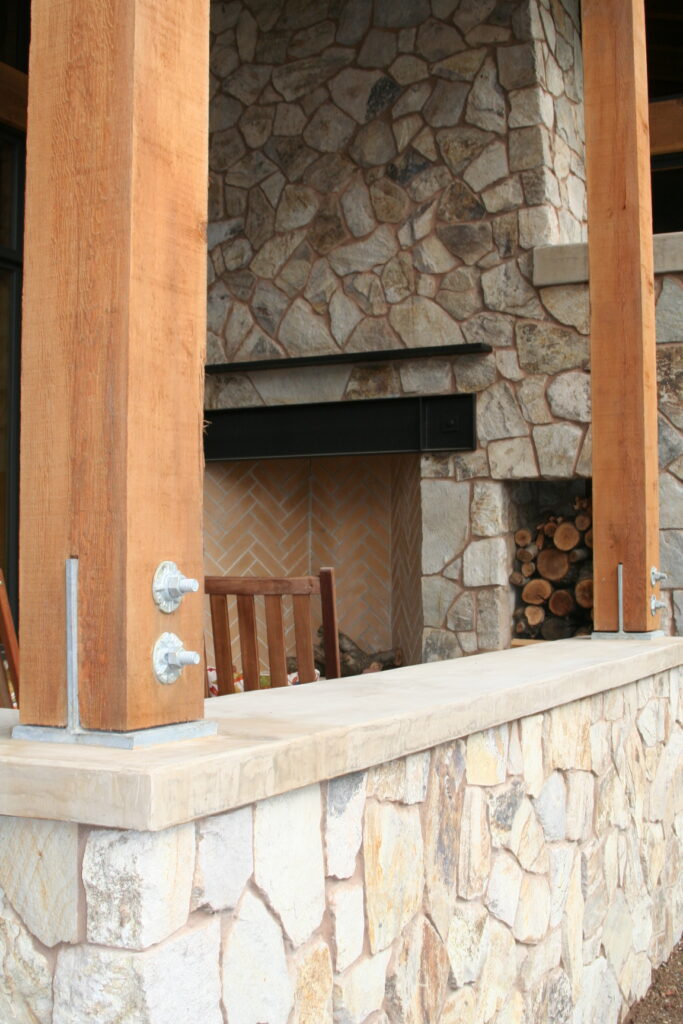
(582, 0, 660, 633)
(20, 0, 209, 729)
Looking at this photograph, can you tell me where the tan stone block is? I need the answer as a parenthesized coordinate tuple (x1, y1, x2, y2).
(291, 938, 333, 1024)
(364, 800, 424, 953)
(466, 726, 509, 786)
(424, 743, 465, 940)
(545, 700, 591, 771)
(508, 798, 548, 873)
(0, 816, 79, 947)
(475, 920, 516, 1022)
(333, 949, 391, 1024)
(458, 787, 492, 899)
(441, 986, 475, 1023)
(514, 873, 550, 943)
(520, 714, 545, 797)
(385, 915, 450, 1023)
(222, 891, 293, 1024)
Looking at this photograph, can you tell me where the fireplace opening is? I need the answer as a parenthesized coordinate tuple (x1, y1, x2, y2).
(203, 453, 423, 680)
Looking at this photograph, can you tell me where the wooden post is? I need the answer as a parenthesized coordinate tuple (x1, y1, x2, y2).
(20, 0, 209, 730)
(582, 0, 660, 633)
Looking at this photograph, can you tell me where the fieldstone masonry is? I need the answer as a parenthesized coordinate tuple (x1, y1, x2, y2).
(203, 0, 683, 657)
(2, 665, 682, 1022)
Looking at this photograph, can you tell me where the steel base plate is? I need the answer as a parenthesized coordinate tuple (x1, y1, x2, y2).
(591, 630, 666, 641)
(12, 719, 218, 749)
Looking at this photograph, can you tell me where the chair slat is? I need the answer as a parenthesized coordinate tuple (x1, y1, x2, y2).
(264, 595, 288, 687)
(209, 594, 235, 695)
(205, 576, 320, 597)
(236, 594, 260, 691)
(319, 567, 341, 680)
(292, 595, 316, 683)
(0, 571, 19, 705)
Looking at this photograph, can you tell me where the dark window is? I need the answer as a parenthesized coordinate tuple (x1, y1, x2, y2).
(0, 0, 30, 74)
(646, 1, 683, 234)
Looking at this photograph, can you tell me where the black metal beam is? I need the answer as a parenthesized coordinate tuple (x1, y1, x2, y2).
(205, 342, 491, 376)
(204, 394, 476, 461)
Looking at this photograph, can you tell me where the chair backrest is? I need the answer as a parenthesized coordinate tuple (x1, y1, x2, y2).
(0, 570, 19, 708)
(204, 567, 341, 694)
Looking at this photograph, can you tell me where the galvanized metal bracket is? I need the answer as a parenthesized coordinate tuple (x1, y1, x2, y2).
(12, 559, 216, 749)
(592, 563, 665, 640)
(153, 632, 201, 685)
(152, 561, 199, 614)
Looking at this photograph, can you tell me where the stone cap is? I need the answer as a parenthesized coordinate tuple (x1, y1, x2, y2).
(1, 636, 682, 831)
(533, 231, 683, 286)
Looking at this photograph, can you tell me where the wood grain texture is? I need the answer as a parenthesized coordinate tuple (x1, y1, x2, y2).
(20, 0, 209, 728)
(292, 595, 316, 684)
(319, 568, 341, 680)
(582, 0, 660, 632)
(209, 594, 234, 696)
(264, 596, 288, 687)
(236, 595, 259, 691)
(649, 98, 683, 156)
(0, 63, 28, 132)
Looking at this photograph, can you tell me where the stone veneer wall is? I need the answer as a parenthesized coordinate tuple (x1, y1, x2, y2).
(203, 0, 683, 658)
(3, 665, 683, 1023)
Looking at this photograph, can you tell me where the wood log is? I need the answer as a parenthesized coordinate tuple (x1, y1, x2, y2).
(514, 528, 533, 547)
(525, 605, 545, 627)
(541, 616, 576, 641)
(569, 547, 590, 564)
(521, 561, 536, 578)
(537, 548, 571, 581)
(516, 544, 537, 563)
(575, 513, 592, 531)
(522, 578, 553, 605)
(535, 531, 545, 550)
(585, 528, 593, 549)
(314, 629, 403, 676)
(509, 571, 525, 587)
(553, 522, 581, 551)
(544, 522, 558, 538)
(549, 589, 577, 616)
(575, 578, 594, 609)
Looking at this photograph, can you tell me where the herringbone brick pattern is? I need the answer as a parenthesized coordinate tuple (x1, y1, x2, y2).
(311, 456, 392, 654)
(203, 453, 416, 673)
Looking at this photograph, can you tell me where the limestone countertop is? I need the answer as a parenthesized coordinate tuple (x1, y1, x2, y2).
(0, 636, 681, 831)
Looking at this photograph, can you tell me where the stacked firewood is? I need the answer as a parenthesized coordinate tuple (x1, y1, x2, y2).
(510, 497, 594, 641)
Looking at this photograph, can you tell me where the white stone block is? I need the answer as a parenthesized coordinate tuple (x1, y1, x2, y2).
(0, 887, 53, 1023)
(533, 771, 566, 841)
(0, 816, 79, 947)
(475, 919, 517, 1023)
(192, 805, 252, 912)
(447, 900, 490, 986)
(326, 772, 367, 879)
(486, 851, 523, 926)
(83, 823, 195, 950)
(53, 917, 222, 1024)
(328, 880, 365, 973)
(222, 890, 293, 1024)
(520, 713, 545, 797)
(333, 949, 391, 1024)
(514, 872, 550, 943)
(565, 771, 595, 842)
(254, 784, 325, 947)
(462, 536, 509, 586)
(508, 798, 548, 873)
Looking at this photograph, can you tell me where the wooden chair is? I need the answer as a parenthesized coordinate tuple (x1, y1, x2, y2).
(0, 570, 19, 709)
(204, 567, 341, 694)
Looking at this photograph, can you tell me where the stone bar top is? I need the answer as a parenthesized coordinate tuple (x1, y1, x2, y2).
(533, 230, 683, 285)
(0, 636, 682, 831)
